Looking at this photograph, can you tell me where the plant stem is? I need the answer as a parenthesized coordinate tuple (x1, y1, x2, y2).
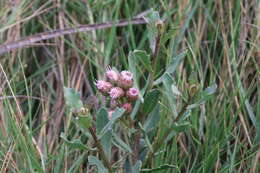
(88, 127, 112, 173)
(144, 97, 192, 167)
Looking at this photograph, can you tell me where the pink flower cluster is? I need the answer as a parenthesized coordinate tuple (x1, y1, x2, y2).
(95, 68, 139, 117)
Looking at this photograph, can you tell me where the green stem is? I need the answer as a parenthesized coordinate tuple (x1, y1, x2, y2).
(89, 127, 112, 173)
(144, 96, 192, 167)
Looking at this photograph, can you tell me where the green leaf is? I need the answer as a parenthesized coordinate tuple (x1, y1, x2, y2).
(88, 156, 108, 173)
(186, 84, 217, 110)
(138, 123, 153, 152)
(202, 84, 217, 96)
(143, 105, 160, 132)
(130, 99, 141, 120)
(187, 103, 201, 110)
(144, 11, 161, 53)
(110, 107, 125, 121)
(153, 51, 187, 85)
(124, 157, 131, 173)
(64, 87, 83, 111)
(171, 122, 191, 133)
(67, 153, 85, 173)
(131, 50, 152, 72)
(179, 110, 192, 122)
(128, 50, 152, 91)
(171, 84, 181, 96)
(132, 160, 142, 173)
(112, 132, 132, 153)
(96, 108, 110, 133)
(96, 108, 112, 158)
(245, 99, 256, 128)
(60, 132, 95, 151)
(76, 115, 93, 129)
(144, 10, 160, 23)
(166, 50, 187, 74)
(142, 89, 160, 115)
(199, 84, 218, 103)
(128, 51, 138, 85)
(98, 108, 125, 139)
(162, 73, 178, 116)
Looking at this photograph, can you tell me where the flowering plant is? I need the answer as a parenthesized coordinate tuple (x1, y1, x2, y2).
(63, 11, 217, 173)
(95, 69, 139, 117)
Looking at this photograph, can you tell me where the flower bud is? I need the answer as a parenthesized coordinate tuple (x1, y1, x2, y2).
(121, 71, 133, 81)
(119, 71, 133, 89)
(106, 68, 119, 83)
(122, 103, 132, 114)
(109, 87, 124, 99)
(95, 80, 112, 94)
(110, 99, 119, 109)
(126, 87, 139, 101)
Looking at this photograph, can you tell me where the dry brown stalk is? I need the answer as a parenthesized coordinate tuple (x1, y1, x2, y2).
(0, 18, 147, 55)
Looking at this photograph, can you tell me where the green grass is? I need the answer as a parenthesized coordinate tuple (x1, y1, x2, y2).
(0, 0, 259, 172)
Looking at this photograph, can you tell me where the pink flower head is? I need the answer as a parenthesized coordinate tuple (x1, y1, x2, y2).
(122, 103, 132, 114)
(119, 71, 134, 89)
(95, 80, 112, 94)
(121, 71, 133, 81)
(126, 87, 139, 101)
(109, 87, 124, 99)
(106, 67, 119, 83)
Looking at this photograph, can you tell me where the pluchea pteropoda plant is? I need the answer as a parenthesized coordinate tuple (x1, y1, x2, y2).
(63, 11, 217, 173)
(95, 69, 139, 116)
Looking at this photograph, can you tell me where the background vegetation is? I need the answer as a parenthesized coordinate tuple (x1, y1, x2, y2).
(0, 0, 259, 172)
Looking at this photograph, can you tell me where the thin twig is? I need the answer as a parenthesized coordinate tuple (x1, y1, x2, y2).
(0, 95, 45, 101)
(88, 127, 112, 173)
(0, 18, 147, 55)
